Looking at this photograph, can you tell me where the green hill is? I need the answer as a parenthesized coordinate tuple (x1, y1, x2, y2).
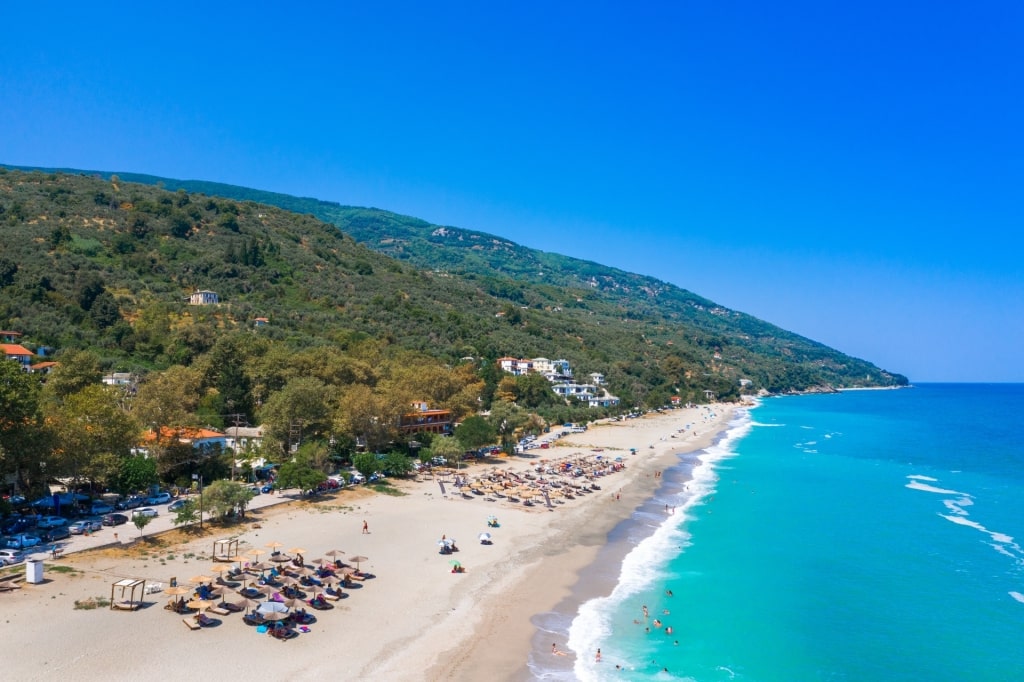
(0, 166, 907, 410)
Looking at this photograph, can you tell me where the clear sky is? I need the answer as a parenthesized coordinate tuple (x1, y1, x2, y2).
(2, 2, 1021, 382)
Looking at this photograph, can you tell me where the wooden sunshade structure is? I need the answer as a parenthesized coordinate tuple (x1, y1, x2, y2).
(212, 538, 240, 562)
(109, 578, 146, 611)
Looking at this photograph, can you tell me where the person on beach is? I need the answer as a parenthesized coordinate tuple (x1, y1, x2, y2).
(596, 648, 602, 662)
(362, 520, 369, 534)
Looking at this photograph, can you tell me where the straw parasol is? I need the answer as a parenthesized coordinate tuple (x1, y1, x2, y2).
(261, 610, 289, 621)
(187, 599, 214, 612)
(265, 541, 284, 550)
(348, 555, 368, 570)
(189, 574, 213, 584)
(323, 549, 345, 558)
(232, 595, 261, 613)
(209, 564, 232, 575)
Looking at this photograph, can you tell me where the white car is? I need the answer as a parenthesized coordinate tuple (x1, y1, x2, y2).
(0, 549, 25, 565)
(132, 507, 158, 518)
(145, 492, 172, 505)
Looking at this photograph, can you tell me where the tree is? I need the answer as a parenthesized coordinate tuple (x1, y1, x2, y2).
(429, 436, 465, 469)
(42, 349, 102, 401)
(455, 415, 496, 451)
(171, 499, 199, 528)
(203, 479, 255, 519)
(275, 458, 327, 493)
(258, 377, 333, 455)
(133, 513, 153, 538)
(46, 384, 139, 489)
(380, 450, 413, 478)
(0, 360, 48, 494)
(488, 400, 526, 455)
(116, 455, 159, 495)
(352, 452, 378, 480)
(334, 383, 408, 453)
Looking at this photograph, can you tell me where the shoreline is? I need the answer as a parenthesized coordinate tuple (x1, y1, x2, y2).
(0, 404, 736, 682)
(426, 405, 738, 681)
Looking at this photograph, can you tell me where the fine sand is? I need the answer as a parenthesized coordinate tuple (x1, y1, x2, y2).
(0, 405, 734, 681)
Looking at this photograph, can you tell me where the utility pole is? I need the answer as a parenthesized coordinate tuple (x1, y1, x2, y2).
(192, 473, 204, 530)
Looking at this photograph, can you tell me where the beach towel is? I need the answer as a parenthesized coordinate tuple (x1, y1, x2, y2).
(256, 625, 268, 633)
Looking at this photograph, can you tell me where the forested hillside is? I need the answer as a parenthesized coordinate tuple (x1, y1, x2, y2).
(0, 168, 907, 498)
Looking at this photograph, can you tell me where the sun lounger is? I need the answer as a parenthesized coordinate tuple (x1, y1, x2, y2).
(183, 617, 201, 630)
(209, 605, 230, 616)
(322, 591, 341, 601)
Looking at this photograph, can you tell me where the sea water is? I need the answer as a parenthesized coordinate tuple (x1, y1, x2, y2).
(554, 384, 1024, 681)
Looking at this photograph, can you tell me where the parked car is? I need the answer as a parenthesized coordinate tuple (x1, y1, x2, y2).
(132, 507, 158, 518)
(0, 549, 25, 565)
(349, 472, 366, 484)
(102, 513, 129, 526)
(68, 520, 102, 535)
(145, 492, 172, 505)
(1, 517, 34, 534)
(40, 526, 71, 542)
(37, 516, 68, 529)
(167, 499, 190, 512)
(116, 496, 144, 510)
(260, 484, 275, 494)
(5, 533, 42, 549)
(89, 502, 114, 515)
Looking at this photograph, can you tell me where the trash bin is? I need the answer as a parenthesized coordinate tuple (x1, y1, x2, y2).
(26, 558, 43, 584)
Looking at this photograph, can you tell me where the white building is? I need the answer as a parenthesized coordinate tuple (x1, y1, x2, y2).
(189, 290, 220, 305)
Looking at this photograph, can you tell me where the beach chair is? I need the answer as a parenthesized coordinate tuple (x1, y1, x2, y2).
(209, 604, 231, 616)
(183, 617, 201, 631)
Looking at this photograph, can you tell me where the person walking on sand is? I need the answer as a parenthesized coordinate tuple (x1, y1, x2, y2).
(596, 648, 602, 663)
(362, 520, 369, 534)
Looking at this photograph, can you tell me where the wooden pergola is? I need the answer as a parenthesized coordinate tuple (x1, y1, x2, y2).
(212, 538, 240, 562)
(109, 578, 146, 611)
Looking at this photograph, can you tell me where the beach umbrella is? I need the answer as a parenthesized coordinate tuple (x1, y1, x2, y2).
(281, 597, 303, 609)
(209, 564, 232, 574)
(261, 610, 289, 621)
(478, 532, 492, 543)
(256, 585, 276, 598)
(265, 541, 284, 549)
(246, 549, 266, 559)
(287, 547, 307, 555)
(187, 599, 214, 612)
(339, 566, 357, 576)
(448, 560, 461, 567)
(232, 596, 261, 613)
(248, 561, 271, 573)
(348, 555, 368, 568)
(163, 585, 189, 596)
(269, 554, 291, 563)
(324, 549, 345, 558)
(257, 600, 289, 615)
(189, 574, 212, 584)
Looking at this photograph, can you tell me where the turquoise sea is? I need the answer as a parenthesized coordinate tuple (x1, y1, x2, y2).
(533, 384, 1024, 681)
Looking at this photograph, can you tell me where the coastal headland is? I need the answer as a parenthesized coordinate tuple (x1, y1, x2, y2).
(0, 405, 734, 681)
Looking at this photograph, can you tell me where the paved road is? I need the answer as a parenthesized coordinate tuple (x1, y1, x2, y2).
(16, 490, 296, 561)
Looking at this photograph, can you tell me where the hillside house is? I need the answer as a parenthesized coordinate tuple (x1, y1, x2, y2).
(225, 426, 265, 452)
(141, 426, 227, 454)
(0, 330, 23, 343)
(1, 343, 33, 370)
(189, 290, 220, 305)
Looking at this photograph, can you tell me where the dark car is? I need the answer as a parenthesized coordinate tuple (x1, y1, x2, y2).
(102, 513, 128, 526)
(1, 517, 34, 535)
(40, 526, 71, 542)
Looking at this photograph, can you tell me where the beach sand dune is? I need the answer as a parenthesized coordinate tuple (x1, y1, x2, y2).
(1, 405, 733, 681)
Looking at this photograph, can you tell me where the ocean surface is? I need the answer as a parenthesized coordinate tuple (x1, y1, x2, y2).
(534, 384, 1024, 681)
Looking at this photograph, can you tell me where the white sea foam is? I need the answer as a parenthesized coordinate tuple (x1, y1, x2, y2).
(567, 409, 753, 681)
(906, 480, 963, 495)
(1009, 591, 1024, 604)
(907, 474, 938, 482)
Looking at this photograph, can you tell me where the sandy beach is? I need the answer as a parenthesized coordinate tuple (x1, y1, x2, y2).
(0, 404, 734, 681)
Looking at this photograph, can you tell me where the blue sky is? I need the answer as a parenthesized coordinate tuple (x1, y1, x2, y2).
(2, 2, 1021, 382)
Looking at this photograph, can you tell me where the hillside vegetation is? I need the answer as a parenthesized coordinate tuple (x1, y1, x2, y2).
(1, 167, 906, 405)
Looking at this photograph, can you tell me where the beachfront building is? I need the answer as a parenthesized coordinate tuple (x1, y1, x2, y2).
(29, 361, 58, 375)
(398, 401, 453, 435)
(0, 330, 23, 343)
(532, 357, 573, 381)
(189, 290, 220, 305)
(2, 343, 33, 370)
